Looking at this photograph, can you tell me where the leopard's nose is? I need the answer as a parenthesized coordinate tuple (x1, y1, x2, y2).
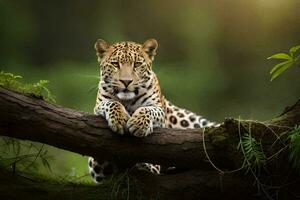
(120, 79, 133, 87)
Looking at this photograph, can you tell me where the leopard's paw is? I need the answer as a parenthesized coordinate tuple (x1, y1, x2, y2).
(136, 163, 161, 174)
(127, 108, 153, 137)
(88, 157, 116, 183)
(107, 104, 130, 135)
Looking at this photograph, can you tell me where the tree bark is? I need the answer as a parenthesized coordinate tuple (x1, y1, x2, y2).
(1, 86, 300, 199)
(0, 87, 213, 169)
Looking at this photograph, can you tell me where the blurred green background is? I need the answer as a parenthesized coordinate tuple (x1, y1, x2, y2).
(1, 0, 300, 182)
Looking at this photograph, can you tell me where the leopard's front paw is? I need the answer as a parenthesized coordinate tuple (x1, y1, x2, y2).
(107, 116, 129, 135)
(127, 108, 153, 137)
(107, 106, 130, 135)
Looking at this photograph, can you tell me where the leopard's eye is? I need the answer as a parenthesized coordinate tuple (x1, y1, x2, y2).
(111, 62, 120, 68)
(134, 62, 143, 68)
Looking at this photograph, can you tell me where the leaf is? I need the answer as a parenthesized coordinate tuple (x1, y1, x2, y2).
(267, 53, 291, 60)
(289, 45, 300, 56)
(271, 62, 294, 81)
(238, 133, 266, 175)
(40, 156, 52, 172)
(0, 71, 55, 103)
(288, 126, 300, 173)
(270, 60, 293, 75)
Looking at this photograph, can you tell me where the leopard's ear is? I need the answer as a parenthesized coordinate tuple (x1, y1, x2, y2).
(94, 39, 109, 59)
(142, 38, 158, 61)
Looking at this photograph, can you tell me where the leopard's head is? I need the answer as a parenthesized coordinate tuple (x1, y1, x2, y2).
(95, 39, 158, 101)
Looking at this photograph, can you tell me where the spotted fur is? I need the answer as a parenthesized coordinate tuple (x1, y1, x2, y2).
(89, 38, 215, 183)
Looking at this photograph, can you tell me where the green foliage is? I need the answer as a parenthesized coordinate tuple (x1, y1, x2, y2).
(0, 137, 52, 173)
(288, 125, 300, 173)
(238, 133, 266, 174)
(0, 71, 55, 103)
(0, 71, 54, 174)
(268, 44, 300, 81)
(107, 172, 155, 200)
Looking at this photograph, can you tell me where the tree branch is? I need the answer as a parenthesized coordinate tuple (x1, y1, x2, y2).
(1, 87, 300, 168)
(0, 87, 214, 169)
(1, 86, 300, 199)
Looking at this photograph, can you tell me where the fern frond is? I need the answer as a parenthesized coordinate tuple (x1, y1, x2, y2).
(238, 133, 266, 175)
(288, 125, 300, 173)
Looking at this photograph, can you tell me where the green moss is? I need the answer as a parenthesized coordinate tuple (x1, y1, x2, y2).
(210, 135, 227, 146)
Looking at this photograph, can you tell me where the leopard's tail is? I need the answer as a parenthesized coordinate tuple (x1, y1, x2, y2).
(164, 100, 217, 129)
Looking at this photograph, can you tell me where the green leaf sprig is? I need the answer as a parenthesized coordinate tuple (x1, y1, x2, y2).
(268, 45, 300, 81)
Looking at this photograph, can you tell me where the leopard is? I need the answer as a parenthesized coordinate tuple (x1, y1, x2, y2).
(88, 38, 216, 183)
